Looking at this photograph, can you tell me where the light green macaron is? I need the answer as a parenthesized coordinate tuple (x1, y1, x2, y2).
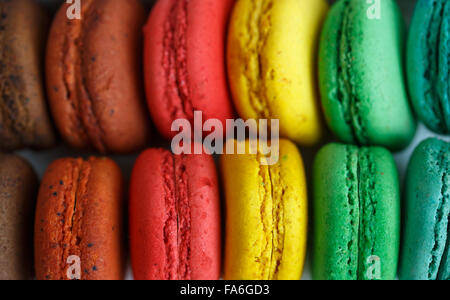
(319, 0, 416, 150)
(313, 143, 400, 280)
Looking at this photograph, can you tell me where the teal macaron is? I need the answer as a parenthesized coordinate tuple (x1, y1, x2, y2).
(407, 0, 450, 134)
(399, 138, 449, 280)
(319, 0, 416, 150)
(313, 143, 400, 280)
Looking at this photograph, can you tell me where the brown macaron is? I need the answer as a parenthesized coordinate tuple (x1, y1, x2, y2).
(34, 157, 124, 280)
(0, 153, 38, 280)
(46, 0, 150, 154)
(0, 0, 56, 152)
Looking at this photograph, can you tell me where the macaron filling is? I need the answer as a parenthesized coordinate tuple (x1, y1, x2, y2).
(421, 0, 450, 132)
(162, 0, 194, 122)
(343, 146, 379, 280)
(334, 0, 368, 145)
(60, 0, 106, 152)
(255, 152, 286, 280)
(268, 162, 285, 279)
(343, 146, 359, 278)
(427, 142, 450, 280)
(239, 0, 272, 120)
(161, 152, 192, 280)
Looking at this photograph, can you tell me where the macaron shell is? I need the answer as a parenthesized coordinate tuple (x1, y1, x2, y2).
(34, 157, 124, 280)
(222, 139, 307, 280)
(400, 138, 450, 280)
(319, 0, 416, 150)
(357, 146, 400, 280)
(227, 0, 328, 146)
(144, 0, 235, 140)
(46, 0, 150, 153)
(129, 150, 170, 280)
(312, 144, 359, 280)
(0, 153, 37, 280)
(313, 143, 400, 280)
(129, 149, 221, 280)
(0, 0, 55, 151)
(407, 0, 450, 134)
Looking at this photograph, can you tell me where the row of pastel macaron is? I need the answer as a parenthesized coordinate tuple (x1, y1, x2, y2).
(1, 137, 448, 280)
(2, 0, 448, 154)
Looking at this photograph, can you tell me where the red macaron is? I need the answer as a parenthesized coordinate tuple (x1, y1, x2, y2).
(143, 0, 235, 140)
(129, 148, 221, 280)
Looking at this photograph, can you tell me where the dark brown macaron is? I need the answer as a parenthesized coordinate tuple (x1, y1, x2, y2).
(0, 0, 56, 152)
(34, 157, 124, 280)
(46, 0, 151, 154)
(0, 153, 38, 280)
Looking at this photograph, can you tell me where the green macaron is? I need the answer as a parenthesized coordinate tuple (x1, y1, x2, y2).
(319, 0, 416, 150)
(313, 143, 400, 280)
(407, 0, 450, 134)
(399, 138, 449, 280)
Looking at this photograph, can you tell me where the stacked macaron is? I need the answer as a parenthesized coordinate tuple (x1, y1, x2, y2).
(408, 0, 450, 134)
(1, 0, 450, 281)
(400, 138, 449, 280)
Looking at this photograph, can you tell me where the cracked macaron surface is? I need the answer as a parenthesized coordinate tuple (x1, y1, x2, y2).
(319, 0, 416, 150)
(222, 139, 307, 280)
(129, 149, 221, 280)
(400, 138, 450, 280)
(0, 0, 55, 151)
(408, 0, 450, 134)
(227, 0, 328, 146)
(312, 143, 400, 280)
(34, 157, 124, 280)
(46, 0, 150, 153)
(144, 0, 235, 140)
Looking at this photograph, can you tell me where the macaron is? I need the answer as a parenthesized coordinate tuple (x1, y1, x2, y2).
(0, 0, 56, 151)
(319, 0, 416, 150)
(34, 157, 124, 280)
(407, 0, 450, 134)
(312, 143, 400, 280)
(129, 148, 221, 280)
(144, 0, 235, 140)
(227, 0, 329, 146)
(46, 0, 150, 154)
(399, 138, 449, 280)
(222, 139, 308, 280)
(0, 153, 38, 280)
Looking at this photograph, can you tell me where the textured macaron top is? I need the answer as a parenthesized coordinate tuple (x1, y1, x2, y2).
(144, 0, 235, 139)
(158, 151, 193, 279)
(313, 143, 400, 280)
(34, 157, 124, 280)
(227, 0, 328, 146)
(129, 148, 221, 280)
(400, 138, 450, 280)
(408, 0, 450, 134)
(46, 0, 149, 153)
(222, 140, 307, 280)
(319, 0, 416, 150)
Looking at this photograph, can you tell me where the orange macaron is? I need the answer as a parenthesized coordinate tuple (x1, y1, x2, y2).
(34, 157, 124, 280)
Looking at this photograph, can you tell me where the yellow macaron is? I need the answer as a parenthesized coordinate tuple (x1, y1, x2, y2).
(221, 139, 308, 280)
(227, 0, 329, 146)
